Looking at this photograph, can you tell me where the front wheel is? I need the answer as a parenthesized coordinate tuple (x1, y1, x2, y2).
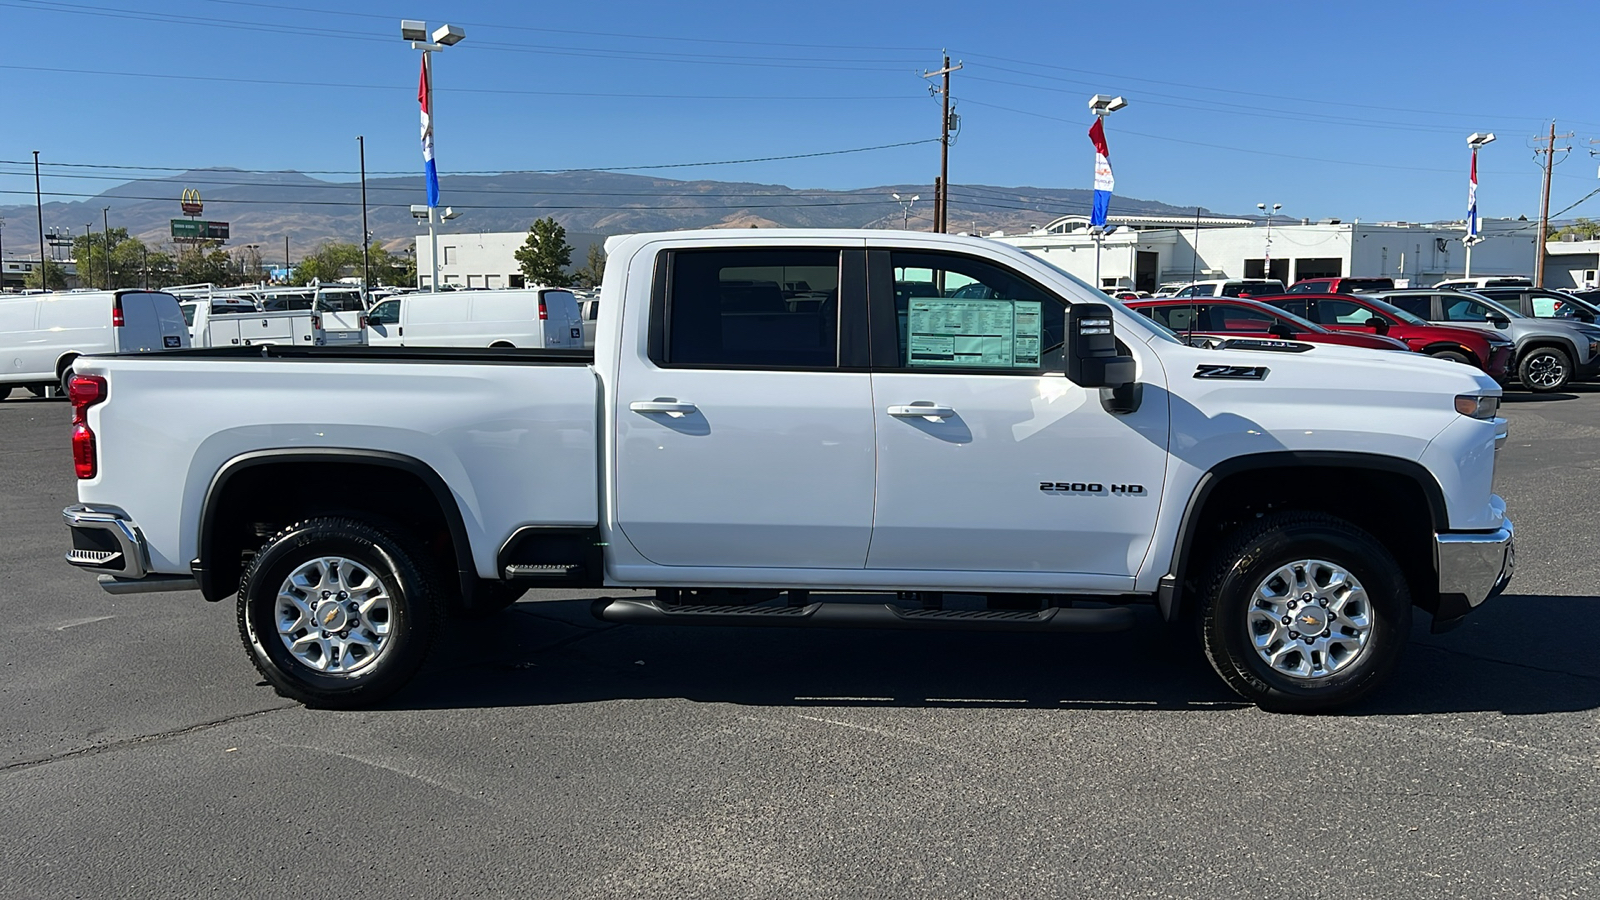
(1429, 349, 1471, 365)
(1519, 347, 1570, 392)
(1199, 512, 1411, 713)
(237, 517, 445, 708)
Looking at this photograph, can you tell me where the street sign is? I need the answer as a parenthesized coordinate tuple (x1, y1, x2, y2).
(170, 219, 229, 241)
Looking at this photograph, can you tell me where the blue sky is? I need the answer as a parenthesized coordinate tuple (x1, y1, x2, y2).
(4, 0, 1600, 225)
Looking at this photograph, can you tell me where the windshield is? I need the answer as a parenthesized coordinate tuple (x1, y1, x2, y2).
(1029, 254, 1181, 344)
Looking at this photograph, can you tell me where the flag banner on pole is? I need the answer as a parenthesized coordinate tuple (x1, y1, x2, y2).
(1466, 150, 1478, 239)
(419, 55, 439, 208)
(1089, 118, 1114, 226)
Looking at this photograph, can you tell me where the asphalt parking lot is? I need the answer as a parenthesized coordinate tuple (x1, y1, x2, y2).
(2, 387, 1597, 899)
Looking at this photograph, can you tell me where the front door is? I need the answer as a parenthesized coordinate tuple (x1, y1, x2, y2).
(613, 245, 877, 569)
(365, 298, 403, 346)
(865, 249, 1169, 580)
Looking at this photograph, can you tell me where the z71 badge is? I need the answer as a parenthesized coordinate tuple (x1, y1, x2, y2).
(1194, 364, 1269, 380)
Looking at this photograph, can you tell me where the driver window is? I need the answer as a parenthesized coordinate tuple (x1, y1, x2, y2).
(888, 251, 1064, 372)
(368, 300, 400, 325)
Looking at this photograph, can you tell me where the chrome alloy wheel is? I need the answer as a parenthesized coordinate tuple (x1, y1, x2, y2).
(274, 556, 393, 675)
(1246, 559, 1373, 680)
(1525, 353, 1566, 389)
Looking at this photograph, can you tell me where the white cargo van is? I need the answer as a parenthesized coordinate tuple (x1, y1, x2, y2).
(365, 287, 583, 349)
(0, 289, 189, 398)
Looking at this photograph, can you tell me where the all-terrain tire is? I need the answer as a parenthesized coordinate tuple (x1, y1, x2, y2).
(236, 516, 445, 708)
(1198, 512, 1411, 713)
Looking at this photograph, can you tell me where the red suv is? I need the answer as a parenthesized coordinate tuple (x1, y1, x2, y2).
(1286, 277, 1395, 294)
(1258, 293, 1514, 379)
(1126, 297, 1409, 351)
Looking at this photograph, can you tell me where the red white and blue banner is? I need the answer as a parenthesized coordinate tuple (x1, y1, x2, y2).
(418, 55, 439, 209)
(1466, 149, 1479, 240)
(1088, 118, 1114, 226)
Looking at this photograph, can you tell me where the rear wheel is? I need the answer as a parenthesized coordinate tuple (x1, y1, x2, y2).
(236, 517, 445, 708)
(1199, 512, 1411, 713)
(56, 357, 78, 398)
(1518, 346, 1570, 392)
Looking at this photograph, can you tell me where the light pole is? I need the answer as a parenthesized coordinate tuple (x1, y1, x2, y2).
(1256, 202, 1281, 282)
(401, 19, 464, 293)
(411, 205, 458, 289)
(891, 192, 920, 230)
(1088, 224, 1120, 291)
(102, 207, 113, 289)
(1464, 132, 1495, 279)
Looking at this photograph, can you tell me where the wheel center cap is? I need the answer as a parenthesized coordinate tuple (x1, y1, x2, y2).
(1293, 605, 1328, 635)
(314, 600, 349, 632)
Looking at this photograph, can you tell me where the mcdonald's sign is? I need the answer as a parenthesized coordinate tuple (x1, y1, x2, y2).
(180, 188, 203, 216)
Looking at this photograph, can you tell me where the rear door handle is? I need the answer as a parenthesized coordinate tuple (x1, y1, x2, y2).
(888, 403, 956, 419)
(630, 400, 698, 415)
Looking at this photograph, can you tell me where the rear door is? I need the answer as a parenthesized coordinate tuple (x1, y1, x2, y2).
(613, 244, 876, 569)
(0, 294, 43, 381)
(541, 289, 584, 348)
(865, 247, 1169, 580)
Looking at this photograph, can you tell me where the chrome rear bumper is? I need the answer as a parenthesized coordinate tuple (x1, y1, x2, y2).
(63, 504, 147, 578)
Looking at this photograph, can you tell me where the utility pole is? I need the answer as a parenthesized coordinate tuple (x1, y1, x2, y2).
(1534, 121, 1573, 288)
(284, 235, 290, 284)
(34, 151, 46, 289)
(923, 53, 961, 233)
(358, 135, 371, 293)
(102, 207, 112, 289)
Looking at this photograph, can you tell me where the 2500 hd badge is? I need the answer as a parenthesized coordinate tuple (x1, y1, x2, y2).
(1039, 482, 1146, 494)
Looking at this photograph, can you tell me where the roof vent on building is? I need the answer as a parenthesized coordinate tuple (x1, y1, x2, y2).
(1318, 218, 1342, 225)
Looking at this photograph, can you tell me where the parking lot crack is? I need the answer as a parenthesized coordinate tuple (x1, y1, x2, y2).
(0, 705, 294, 774)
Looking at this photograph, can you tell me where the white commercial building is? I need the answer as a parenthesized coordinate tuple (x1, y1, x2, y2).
(1545, 238, 1600, 290)
(994, 215, 1538, 293)
(413, 231, 528, 291)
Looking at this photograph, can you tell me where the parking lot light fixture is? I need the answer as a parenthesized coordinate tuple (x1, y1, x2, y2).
(402, 18, 465, 292)
(891, 193, 920, 230)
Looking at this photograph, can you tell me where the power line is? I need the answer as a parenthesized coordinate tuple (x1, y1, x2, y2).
(0, 188, 897, 211)
(0, 64, 919, 103)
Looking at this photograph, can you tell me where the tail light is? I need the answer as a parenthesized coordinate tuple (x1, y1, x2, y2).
(537, 296, 548, 321)
(112, 297, 125, 327)
(70, 374, 108, 480)
(310, 314, 322, 331)
(358, 314, 369, 329)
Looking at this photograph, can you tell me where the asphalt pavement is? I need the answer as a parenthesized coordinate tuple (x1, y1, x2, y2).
(2, 387, 1597, 899)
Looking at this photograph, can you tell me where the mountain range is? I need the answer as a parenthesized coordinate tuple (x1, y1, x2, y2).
(1, 168, 1221, 259)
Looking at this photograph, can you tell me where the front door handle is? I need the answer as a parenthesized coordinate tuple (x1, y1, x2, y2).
(630, 400, 698, 415)
(888, 403, 956, 419)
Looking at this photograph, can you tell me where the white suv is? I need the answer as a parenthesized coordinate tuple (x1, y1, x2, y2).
(1172, 279, 1287, 298)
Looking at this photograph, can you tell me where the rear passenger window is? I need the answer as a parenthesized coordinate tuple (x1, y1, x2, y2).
(660, 249, 840, 368)
(889, 251, 1064, 371)
(1385, 295, 1431, 318)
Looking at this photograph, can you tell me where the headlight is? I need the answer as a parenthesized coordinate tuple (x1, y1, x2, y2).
(1455, 394, 1500, 419)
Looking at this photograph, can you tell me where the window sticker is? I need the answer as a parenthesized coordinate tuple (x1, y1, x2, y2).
(906, 298, 1042, 368)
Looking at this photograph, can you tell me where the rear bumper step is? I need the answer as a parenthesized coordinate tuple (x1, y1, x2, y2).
(591, 598, 1135, 633)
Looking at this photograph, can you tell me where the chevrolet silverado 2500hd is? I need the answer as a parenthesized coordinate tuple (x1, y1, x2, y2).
(62, 229, 1515, 712)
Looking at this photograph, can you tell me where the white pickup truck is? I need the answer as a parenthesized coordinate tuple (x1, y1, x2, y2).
(62, 230, 1514, 712)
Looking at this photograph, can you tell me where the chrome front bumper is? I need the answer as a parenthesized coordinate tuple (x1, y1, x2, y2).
(1435, 517, 1515, 613)
(63, 505, 200, 594)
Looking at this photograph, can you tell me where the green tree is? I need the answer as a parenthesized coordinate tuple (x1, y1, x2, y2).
(1551, 217, 1600, 241)
(514, 217, 573, 286)
(176, 246, 233, 285)
(291, 241, 363, 285)
(72, 228, 151, 290)
(365, 242, 408, 286)
(23, 259, 68, 290)
(573, 242, 606, 289)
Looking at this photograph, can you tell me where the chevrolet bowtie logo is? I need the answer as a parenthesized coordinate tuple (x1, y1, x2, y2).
(323, 608, 339, 625)
(1299, 615, 1319, 627)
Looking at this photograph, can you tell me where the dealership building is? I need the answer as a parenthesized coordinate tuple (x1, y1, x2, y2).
(994, 215, 1542, 293)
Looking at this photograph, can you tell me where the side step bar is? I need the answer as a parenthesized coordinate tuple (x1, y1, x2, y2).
(591, 598, 1135, 633)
